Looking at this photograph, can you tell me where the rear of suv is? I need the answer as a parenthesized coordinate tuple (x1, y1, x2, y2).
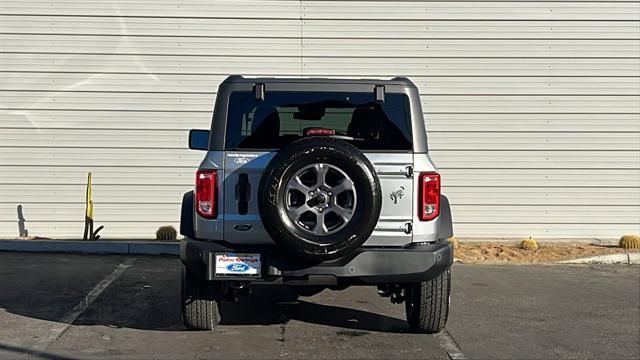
(181, 76, 454, 333)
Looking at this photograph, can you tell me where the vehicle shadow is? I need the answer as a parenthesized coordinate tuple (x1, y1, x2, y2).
(0, 254, 408, 333)
(72, 285, 409, 333)
(222, 287, 409, 333)
(0, 342, 76, 360)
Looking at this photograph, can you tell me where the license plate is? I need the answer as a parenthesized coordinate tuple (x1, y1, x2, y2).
(214, 253, 261, 277)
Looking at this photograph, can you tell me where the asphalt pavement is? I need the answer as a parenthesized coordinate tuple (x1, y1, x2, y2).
(0, 252, 638, 359)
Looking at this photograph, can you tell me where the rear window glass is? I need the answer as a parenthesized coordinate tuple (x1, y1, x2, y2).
(225, 91, 412, 151)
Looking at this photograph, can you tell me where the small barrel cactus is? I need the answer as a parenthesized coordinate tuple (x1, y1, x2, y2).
(619, 234, 640, 249)
(519, 237, 539, 251)
(156, 225, 177, 241)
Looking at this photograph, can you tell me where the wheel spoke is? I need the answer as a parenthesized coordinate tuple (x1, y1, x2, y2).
(331, 178, 353, 195)
(313, 211, 328, 235)
(332, 206, 354, 222)
(313, 163, 330, 187)
(288, 176, 311, 195)
(286, 203, 313, 221)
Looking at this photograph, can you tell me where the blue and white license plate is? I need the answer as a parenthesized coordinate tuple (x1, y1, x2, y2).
(214, 253, 261, 277)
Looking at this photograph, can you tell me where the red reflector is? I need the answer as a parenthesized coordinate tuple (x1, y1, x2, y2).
(418, 172, 440, 221)
(305, 128, 336, 136)
(195, 170, 217, 219)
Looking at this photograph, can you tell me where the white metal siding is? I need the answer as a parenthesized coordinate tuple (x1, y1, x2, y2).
(1, 0, 639, 239)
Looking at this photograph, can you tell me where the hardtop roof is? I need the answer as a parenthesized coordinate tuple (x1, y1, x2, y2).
(221, 75, 416, 87)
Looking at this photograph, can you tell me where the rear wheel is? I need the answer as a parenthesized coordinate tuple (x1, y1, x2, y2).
(181, 265, 222, 330)
(404, 268, 451, 334)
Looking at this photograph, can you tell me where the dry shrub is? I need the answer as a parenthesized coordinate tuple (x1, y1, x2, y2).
(619, 234, 640, 249)
(519, 238, 539, 251)
(448, 237, 459, 251)
(448, 237, 460, 256)
(156, 225, 177, 240)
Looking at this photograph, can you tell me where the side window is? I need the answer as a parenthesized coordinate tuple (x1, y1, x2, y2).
(240, 107, 257, 137)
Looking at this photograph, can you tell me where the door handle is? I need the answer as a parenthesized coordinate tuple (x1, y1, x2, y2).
(235, 174, 251, 215)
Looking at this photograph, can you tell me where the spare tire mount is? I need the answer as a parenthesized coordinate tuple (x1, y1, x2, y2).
(258, 137, 382, 261)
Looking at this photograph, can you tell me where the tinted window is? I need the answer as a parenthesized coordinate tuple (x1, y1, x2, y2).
(225, 91, 412, 150)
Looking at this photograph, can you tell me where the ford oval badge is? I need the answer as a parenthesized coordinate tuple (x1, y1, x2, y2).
(233, 224, 253, 231)
(234, 157, 250, 165)
(226, 263, 250, 273)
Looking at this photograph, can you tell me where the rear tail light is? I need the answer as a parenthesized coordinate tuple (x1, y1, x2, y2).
(418, 172, 440, 221)
(195, 170, 217, 218)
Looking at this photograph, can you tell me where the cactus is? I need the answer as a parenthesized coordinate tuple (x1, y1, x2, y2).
(519, 237, 539, 251)
(619, 234, 640, 249)
(156, 225, 177, 241)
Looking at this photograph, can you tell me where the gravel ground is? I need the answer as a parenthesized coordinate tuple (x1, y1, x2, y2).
(455, 242, 640, 264)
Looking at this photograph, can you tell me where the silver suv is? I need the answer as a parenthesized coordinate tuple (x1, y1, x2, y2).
(181, 76, 454, 333)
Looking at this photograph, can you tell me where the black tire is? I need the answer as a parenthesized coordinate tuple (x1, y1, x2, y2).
(405, 268, 451, 334)
(289, 286, 325, 297)
(258, 137, 382, 261)
(181, 265, 222, 330)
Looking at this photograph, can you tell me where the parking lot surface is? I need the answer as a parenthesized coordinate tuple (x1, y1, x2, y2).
(0, 252, 638, 359)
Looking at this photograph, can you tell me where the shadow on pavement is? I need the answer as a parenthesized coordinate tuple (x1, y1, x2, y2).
(0, 254, 407, 333)
(223, 287, 409, 333)
(73, 285, 408, 333)
(0, 342, 76, 360)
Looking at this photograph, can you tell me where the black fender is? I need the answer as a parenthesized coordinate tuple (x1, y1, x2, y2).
(438, 195, 453, 240)
(180, 191, 195, 239)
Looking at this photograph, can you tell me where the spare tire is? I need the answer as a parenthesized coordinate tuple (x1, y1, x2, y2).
(258, 137, 382, 261)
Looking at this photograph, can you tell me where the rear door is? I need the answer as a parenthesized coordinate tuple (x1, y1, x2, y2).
(222, 151, 276, 245)
(221, 89, 415, 246)
(363, 152, 414, 246)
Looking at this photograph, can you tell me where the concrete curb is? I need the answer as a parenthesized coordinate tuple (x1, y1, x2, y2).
(454, 237, 620, 244)
(0, 239, 179, 256)
(560, 253, 640, 265)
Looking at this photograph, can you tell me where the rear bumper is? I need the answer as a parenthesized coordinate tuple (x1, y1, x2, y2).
(181, 239, 452, 285)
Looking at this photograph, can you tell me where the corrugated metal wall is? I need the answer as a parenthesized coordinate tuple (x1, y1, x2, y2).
(1, 0, 639, 239)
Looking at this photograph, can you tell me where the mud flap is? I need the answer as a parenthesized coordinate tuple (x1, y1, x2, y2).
(438, 195, 453, 240)
(180, 191, 195, 238)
